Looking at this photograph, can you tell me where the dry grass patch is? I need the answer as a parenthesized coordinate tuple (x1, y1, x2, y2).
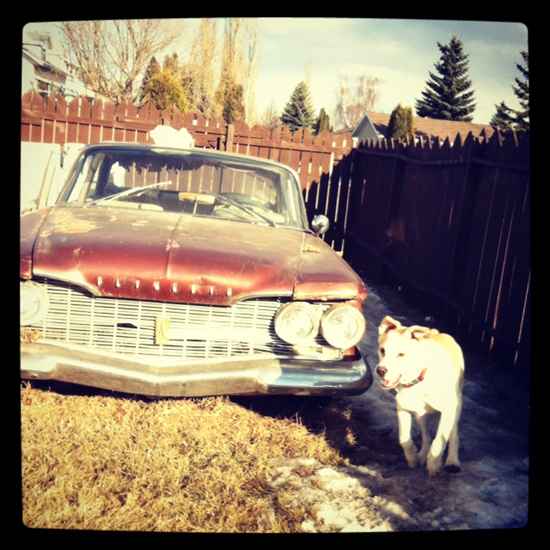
(21, 384, 343, 533)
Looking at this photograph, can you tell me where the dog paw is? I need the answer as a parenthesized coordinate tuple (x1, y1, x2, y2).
(427, 454, 443, 477)
(403, 448, 418, 469)
(444, 464, 461, 474)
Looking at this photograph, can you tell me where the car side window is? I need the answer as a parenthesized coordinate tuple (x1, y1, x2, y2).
(66, 153, 104, 203)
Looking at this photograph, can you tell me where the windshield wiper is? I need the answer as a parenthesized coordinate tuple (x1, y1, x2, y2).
(215, 194, 276, 227)
(86, 180, 172, 206)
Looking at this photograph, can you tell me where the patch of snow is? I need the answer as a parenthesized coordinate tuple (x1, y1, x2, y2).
(150, 125, 195, 149)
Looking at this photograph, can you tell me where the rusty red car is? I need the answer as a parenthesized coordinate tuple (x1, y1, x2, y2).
(20, 143, 372, 397)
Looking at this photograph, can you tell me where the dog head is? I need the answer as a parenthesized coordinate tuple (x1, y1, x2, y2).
(376, 316, 439, 390)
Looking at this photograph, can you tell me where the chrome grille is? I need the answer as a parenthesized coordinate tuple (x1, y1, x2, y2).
(29, 280, 325, 361)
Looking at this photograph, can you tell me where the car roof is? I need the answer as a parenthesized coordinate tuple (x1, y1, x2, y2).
(80, 142, 297, 174)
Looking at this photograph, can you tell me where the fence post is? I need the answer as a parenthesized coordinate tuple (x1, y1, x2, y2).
(225, 123, 234, 152)
(382, 140, 406, 282)
(449, 133, 476, 339)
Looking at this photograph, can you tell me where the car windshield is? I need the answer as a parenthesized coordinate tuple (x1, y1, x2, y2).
(57, 147, 308, 230)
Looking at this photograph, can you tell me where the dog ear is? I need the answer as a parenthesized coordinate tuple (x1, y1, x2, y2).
(407, 326, 439, 340)
(379, 316, 402, 336)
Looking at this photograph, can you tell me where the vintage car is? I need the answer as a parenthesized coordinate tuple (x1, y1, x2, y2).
(20, 142, 373, 397)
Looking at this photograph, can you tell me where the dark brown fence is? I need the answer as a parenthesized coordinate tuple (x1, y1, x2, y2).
(344, 132, 530, 370)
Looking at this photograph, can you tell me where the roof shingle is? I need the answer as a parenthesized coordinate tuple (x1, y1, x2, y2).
(365, 111, 494, 142)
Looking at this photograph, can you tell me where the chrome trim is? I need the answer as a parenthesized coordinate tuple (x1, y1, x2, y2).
(26, 280, 335, 361)
(34, 269, 102, 296)
(21, 342, 372, 397)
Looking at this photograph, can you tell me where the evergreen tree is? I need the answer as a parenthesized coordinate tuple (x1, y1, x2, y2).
(144, 68, 190, 113)
(514, 51, 529, 130)
(281, 81, 315, 132)
(490, 101, 516, 132)
(216, 76, 245, 124)
(314, 108, 332, 134)
(416, 36, 476, 121)
(387, 104, 414, 140)
(490, 51, 529, 132)
(139, 56, 161, 104)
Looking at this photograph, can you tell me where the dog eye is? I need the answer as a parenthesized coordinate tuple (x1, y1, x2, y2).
(380, 348, 385, 356)
(398, 353, 405, 358)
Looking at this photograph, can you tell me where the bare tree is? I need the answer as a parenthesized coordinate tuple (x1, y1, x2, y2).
(220, 19, 243, 82)
(241, 19, 259, 125)
(184, 18, 218, 116)
(260, 101, 280, 129)
(334, 74, 381, 130)
(59, 19, 183, 103)
(215, 18, 260, 124)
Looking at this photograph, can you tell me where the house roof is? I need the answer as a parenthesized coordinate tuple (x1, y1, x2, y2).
(22, 45, 105, 100)
(364, 111, 494, 143)
(22, 47, 67, 77)
(352, 115, 382, 141)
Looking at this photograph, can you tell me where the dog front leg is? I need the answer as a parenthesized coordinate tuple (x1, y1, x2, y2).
(444, 402, 462, 473)
(397, 408, 418, 468)
(444, 423, 461, 473)
(415, 413, 430, 466)
(427, 402, 460, 477)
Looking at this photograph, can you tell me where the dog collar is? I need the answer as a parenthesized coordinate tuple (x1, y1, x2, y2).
(390, 368, 428, 394)
(400, 368, 427, 388)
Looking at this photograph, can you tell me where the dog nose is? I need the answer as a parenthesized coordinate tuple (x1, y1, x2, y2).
(376, 366, 387, 377)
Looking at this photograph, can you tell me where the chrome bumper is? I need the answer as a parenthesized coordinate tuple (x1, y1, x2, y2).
(20, 343, 373, 397)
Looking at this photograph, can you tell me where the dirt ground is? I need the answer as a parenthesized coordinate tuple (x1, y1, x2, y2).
(247, 277, 530, 532)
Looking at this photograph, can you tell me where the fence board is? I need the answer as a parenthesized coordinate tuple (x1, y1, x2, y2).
(348, 131, 530, 370)
(334, 152, 353, 253)
(490, 172, 531, 367)
(460, 164, 496, 345)
(323, 160, 342, 249)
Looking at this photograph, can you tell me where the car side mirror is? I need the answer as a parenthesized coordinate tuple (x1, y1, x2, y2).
(311, 214, 330, 236)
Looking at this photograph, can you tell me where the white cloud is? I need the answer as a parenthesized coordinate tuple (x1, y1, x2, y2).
(259, 17, 358, 36)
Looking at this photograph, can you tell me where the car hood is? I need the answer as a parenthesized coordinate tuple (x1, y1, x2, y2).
(21, 205, 366, 306)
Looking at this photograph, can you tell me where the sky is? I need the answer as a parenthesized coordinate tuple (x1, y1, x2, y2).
(22, 18, 528, 126)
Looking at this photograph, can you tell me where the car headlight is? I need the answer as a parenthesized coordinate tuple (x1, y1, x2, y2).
(274, 302, 320, 345)
(320, 304, 366, 350)
(20, 281, 49, 326)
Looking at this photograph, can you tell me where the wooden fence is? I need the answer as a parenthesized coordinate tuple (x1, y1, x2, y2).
(20, 93, 351, 178)
(344, 131, 530, 370)
(20, 93, 530, 369)
(21, 91, 353, 250)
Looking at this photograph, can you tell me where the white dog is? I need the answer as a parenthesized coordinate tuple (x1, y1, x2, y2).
(376, 316, 465, 476)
